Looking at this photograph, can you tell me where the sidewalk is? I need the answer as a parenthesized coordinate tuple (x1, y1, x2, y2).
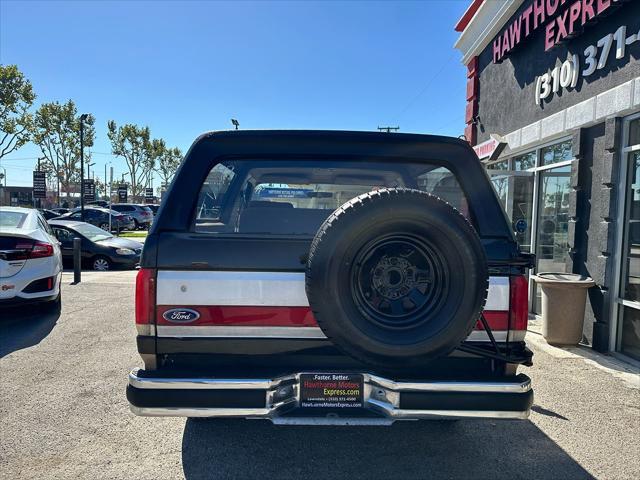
(527, 317, 639, 388)
(523, 322, 639, 479)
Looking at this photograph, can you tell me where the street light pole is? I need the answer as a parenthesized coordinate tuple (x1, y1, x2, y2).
(80, 113, 88, 221)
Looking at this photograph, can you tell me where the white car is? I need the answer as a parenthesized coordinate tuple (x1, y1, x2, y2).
(0, 207, 63, 310)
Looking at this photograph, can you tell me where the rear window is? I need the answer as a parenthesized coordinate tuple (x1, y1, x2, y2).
(0, 211, 27, 229)
(194, 160, 469, 235)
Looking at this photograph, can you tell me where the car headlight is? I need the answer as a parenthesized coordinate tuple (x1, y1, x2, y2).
(116, 248, 135, 255)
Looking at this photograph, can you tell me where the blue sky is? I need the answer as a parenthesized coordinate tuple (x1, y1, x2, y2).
(0, 0, 468, 187)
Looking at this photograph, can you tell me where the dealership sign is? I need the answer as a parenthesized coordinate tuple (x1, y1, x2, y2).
(534, 24, 638, 105)
(473, 138, 499, 160)
(493, 0, 623, 63)
(32, 171, 46, 199)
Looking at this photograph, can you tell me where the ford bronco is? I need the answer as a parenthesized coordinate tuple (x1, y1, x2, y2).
(127, 130, 534, 424)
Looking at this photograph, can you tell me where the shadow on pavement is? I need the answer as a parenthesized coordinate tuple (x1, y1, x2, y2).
(0, 303, 60, 358)
(182, 418, 594, 480)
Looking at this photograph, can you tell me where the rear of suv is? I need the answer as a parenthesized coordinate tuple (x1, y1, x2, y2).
(110, 204, 153, 230)
(127, 130, 534, 424)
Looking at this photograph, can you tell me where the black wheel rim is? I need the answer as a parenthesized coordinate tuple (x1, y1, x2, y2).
(350, 234, 448, 330)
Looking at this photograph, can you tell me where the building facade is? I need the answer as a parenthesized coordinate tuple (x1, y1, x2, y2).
(455, 0, 640, 361)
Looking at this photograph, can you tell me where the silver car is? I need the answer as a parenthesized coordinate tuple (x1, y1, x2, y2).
(0, 207, 63, 310)
(110, 204, 153, 230)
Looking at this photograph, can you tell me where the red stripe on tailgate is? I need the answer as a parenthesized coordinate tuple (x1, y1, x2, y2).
(475, 311, 509, 331)
(157, 306, 316, 326)
(157, 306, 510, 330)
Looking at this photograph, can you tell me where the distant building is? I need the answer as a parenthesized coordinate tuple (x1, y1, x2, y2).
(0, 186, 34, 207)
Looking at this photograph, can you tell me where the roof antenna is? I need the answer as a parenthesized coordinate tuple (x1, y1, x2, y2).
(377, 126, 399, 133)
(231, 119, 240, 130)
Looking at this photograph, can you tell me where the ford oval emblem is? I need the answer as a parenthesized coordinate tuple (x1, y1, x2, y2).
(162, 308, 201, 323)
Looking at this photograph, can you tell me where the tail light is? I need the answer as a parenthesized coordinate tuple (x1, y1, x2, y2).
(509, 275, 529, 331)
(7, 240, 54, 259)
(30, 241, 54, 258)
(135, 268, 156, 335)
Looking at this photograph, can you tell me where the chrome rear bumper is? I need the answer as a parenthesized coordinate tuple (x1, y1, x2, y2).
(127, 368, 533, 423)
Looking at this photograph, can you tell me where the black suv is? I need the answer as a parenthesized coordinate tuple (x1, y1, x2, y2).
(127, 130, 534, 424)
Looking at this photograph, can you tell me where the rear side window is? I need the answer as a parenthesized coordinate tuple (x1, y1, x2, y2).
(194, 160, 469, 235)
(0, 211, 27, 228)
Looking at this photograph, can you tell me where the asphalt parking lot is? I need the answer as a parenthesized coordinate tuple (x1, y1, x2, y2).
(1, 272, 639, 480)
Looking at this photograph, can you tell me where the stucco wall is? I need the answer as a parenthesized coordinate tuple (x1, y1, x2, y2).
(475, 1, 640, 144)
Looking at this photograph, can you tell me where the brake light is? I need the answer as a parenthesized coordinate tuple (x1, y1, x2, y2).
(509, 275, 528, 331)
(135, 268, 156, 326)
(30, 241, 54, 258)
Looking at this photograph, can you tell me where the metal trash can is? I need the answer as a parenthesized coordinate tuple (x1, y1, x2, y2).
(531, 273, 595, 346)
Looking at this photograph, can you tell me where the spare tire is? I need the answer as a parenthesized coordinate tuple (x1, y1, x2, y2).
(306, 188, 488, 368)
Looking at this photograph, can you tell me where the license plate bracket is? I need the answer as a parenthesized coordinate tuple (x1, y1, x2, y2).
(299, 373, 364, 409)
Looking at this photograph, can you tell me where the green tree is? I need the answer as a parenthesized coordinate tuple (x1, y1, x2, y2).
(32, 101, 95, 199)
(155, 144, 182, 188)
(107, 121, 162, 199)
(0, 64, 35, 159)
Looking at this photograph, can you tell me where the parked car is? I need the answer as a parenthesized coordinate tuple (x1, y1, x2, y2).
(57, 207, 135, 232)
(86, 200, 109, 208)
(0, 206, 62, 310)
(146, 204, 160, 216)
(110, 204, 153, 230)
(49, 208, 70, 216)
(38, 209, 61, 220)
(49, 220, 142, 271)
(127, 130, 535, 423)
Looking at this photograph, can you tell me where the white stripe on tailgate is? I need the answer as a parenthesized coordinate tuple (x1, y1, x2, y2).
(156, 271, 509, 310)
(484, 276, 509, 311)
(157, 271, 308, 306)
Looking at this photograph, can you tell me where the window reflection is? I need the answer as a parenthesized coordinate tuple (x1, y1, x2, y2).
(541, 140, 573, 166)
(623, 152, 640, 303)
(514, 152, 536, 170)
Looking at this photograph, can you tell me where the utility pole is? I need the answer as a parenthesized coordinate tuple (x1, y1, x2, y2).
(377, 126, 400, 133)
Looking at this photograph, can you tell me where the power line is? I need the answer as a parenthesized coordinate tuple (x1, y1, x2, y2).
(391, 51, 458, 124)
(0, 156, 41, 161)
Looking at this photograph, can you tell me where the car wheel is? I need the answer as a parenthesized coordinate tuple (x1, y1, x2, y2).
(99, 222, 110, 231)
(133, 219, 140, 230)
(92, 256, 112, 271)
(305, 188, 488, 369)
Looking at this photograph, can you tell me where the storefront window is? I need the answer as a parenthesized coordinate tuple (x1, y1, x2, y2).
(534, 164, 571, 313)
(514, 152, 536, 170)
(487, 160, 509, 170)
(512, 175, 534, 252)
(541, 140, 573, 166)
(630, 119, 640, 146)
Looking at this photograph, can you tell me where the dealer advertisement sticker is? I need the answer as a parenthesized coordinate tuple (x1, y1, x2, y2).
(300, 374, 364, 408)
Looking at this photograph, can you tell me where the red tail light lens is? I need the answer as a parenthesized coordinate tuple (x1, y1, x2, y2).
(30, 241, 54, 258)
(509, 275, 529, 331)
(135, 268, 156, 325)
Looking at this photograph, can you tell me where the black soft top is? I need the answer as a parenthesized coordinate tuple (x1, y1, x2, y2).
(153, 130, 513, 239)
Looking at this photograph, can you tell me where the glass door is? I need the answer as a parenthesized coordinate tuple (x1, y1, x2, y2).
(616, 117, 640, 361)
(533, 164, 571, 313)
